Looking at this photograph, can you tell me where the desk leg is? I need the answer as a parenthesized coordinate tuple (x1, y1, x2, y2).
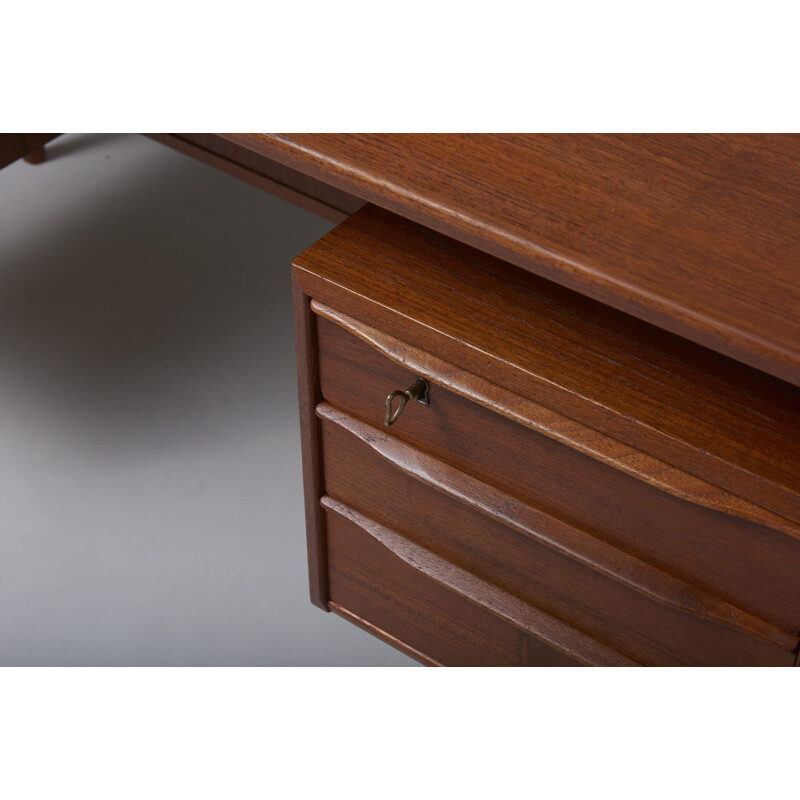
(0, 134, 58, 170)
(23, 145, 47, 164)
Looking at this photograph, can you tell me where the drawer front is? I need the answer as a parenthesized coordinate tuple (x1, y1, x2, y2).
(315, 313, 800, 637)
(319, 406, 795, 666)
(324, 498, 588, 667)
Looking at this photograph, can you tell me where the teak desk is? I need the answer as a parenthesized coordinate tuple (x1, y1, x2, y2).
(5, 134, 800, 666)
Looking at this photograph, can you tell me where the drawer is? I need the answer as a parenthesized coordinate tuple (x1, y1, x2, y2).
(315, 313, 800, 637)
(318, 405, 794, 666)
(324, 496, 593, 666)
(293, 205, 800, 667)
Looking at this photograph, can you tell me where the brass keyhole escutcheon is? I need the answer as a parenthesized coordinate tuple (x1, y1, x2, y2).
(384, 377, 430, 427)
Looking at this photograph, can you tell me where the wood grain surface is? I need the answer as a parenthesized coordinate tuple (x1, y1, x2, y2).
(292, 205, 800, 666)
(295, 206, 800, 528)
(292, 275, 329, 609)
(230, 133, 800, 386)
(314, 302, 799, 540)
(318, 402, 798, 651)
(323, 497, 612, 666)
(313, 318, 800, 635)
(318, 407, 797, 665)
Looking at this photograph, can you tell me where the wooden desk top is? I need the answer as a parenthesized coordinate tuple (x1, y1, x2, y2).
(222, 133, 800, 388)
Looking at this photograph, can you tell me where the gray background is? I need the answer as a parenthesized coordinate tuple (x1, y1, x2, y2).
(0, 133, 416, 665)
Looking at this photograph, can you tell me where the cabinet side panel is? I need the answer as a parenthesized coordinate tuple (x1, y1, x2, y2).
(292, 270, 328, 609)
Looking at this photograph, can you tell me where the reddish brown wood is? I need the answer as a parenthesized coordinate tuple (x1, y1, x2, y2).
(295, 207, 800, 528)
(319, 408, 796, 666)
(313, 316, 800, 633)
(292, 274, 328, 609)
(328, 602, 442, 666)
(23, 146, 46, 164)
(145, 134, 364, 223)
(292, 204, 800, 666)
(314, 301, 798, 539)
(323, 498, 595, 667)
(0, 134, 59, 170)
(318, 404, 797, 664)
(229, 133, 800, 386)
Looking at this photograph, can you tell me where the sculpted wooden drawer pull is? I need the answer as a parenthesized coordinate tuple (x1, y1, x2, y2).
(384, 377, 430, 427)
